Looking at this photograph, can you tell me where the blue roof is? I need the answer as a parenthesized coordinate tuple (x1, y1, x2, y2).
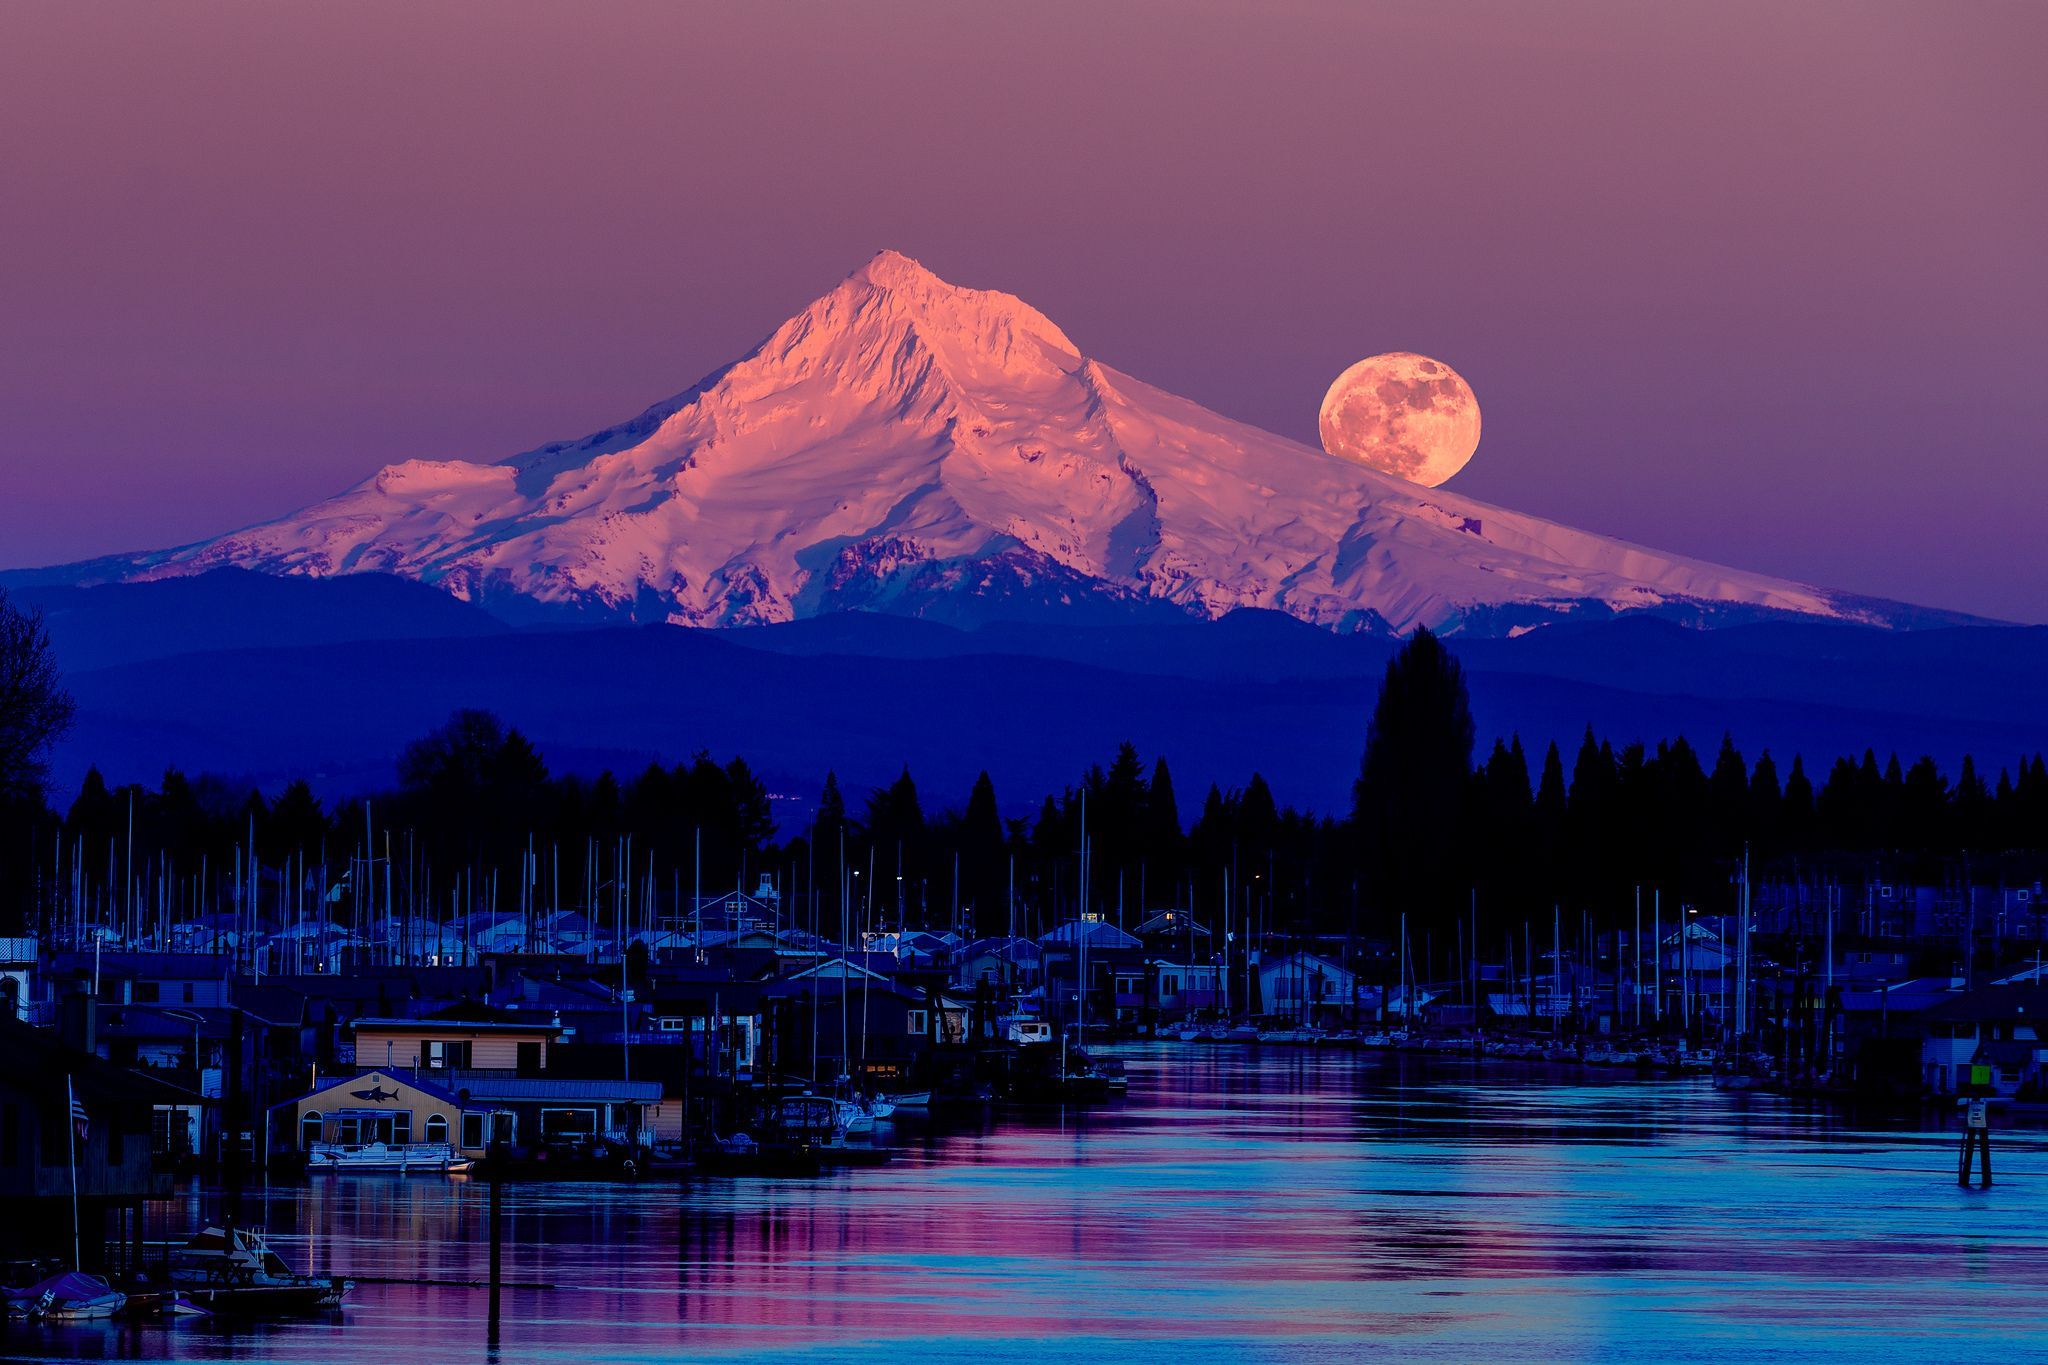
(453, 1076, 662, 1103)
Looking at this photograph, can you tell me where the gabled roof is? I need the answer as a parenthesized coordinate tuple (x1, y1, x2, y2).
(289, 1067, 464, 1109)
(1040, 920, 1141, 950)
(1133, 910, 1210, 938)
(963, 937, 1041, 962)
(763, 976, 930, 1006)
(1925, 986, 2048, 1024)
(785, 958, 893, 982)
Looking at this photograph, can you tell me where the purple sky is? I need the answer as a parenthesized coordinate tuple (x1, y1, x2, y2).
(3, 1, 2043, 621)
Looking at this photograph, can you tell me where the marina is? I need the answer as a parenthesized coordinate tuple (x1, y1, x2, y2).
(3, 1044, 2046, 1361)
(0, 17, 2041, 1355)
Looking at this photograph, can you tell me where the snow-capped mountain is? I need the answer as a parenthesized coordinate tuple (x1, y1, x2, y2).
(40, 252, 1969, 634)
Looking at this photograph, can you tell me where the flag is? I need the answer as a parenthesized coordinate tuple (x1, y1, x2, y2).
(67, 1077, 88, 1142)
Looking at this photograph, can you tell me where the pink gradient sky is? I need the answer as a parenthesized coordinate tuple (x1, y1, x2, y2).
(2, 1, 2042, 620)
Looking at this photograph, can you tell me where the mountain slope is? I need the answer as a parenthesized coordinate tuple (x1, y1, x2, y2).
(30, 251, 1980, 635)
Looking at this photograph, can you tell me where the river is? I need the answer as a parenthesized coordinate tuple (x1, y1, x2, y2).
(8, 1044, 2046, 1362)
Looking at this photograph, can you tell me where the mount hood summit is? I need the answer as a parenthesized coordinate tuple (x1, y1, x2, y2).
(40, 252, 1964, 635)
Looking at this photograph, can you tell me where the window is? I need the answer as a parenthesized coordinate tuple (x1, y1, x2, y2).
(392, 1112, 412, 1146)
(657, 1017, 686, 1032)
(461, 1113, 486, 1150)
(424, 1040, 472, 1070)
(539, 1108, 598, 1141)
(516, 1041, 543, 1074)
(301, 1111, 323, 1149)
(183, 983, 195, 1004)
(906, 1009, 928, 1036)
(1164, 975, 1181, 995)
(424, 1115, 449, 1145)
(338, 1115, 360, 1145)
(151, 1108, 180, 1157)
(135, 981, 159, 1003)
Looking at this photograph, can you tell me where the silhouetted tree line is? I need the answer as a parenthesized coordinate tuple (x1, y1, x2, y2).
(4, 621, 2046, 945)
(1352, 627, 2048, 942)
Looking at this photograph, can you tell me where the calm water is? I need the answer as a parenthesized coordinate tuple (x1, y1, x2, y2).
(9, 1046, 2048, 1363)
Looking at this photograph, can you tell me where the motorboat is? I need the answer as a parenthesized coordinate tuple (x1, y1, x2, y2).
(166, 1226, 352, 1316)
(4, 1271, 126, 1321)
(887, 1090, 932, 1109)
(834, 1099, 876, 1138)
(1255, 1026, 1327, 1046)
(1007, 1018, 1055, 1045)
(308, 1140, 474, 1174)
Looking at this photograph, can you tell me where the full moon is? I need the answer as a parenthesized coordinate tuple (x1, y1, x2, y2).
(1317, 352, 1481, 487)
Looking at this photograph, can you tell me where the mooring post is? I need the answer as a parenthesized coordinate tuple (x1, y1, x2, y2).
(487, 1135, 505, 1353)
(1958, 1089, 1993, 1188)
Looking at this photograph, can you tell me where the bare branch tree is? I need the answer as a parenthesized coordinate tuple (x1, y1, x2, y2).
(0, 588, 75, 803)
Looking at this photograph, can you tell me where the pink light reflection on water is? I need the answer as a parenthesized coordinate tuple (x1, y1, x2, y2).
(15, 1047, 2048, 1363)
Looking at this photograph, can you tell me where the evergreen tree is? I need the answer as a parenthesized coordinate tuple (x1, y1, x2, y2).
(1748, 751, 1783, 852)
(1352, 627, 1475, 922)
(817, 771, 848, 840)
(724, 757, 776, 853)
(1953, 755, 1990, 850)
(1709, 734, 1749, 849)
(1817, 755, 1862, 848)
(1535, 742, 1568, 841)
(1903, 756, 1948, 849)
(961, 770, 1007, 928)
(1145, 756, 1184, 873)
(269, 778, 329, 857)
(1781, 755, 1815, 846)
(1877, 752, 1904, 847)
(864, 767, 926, 923)
(1565, 726, 1616, 896)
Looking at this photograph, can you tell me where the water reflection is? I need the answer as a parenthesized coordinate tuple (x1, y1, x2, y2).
(7, 1046, 2045, 1362)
